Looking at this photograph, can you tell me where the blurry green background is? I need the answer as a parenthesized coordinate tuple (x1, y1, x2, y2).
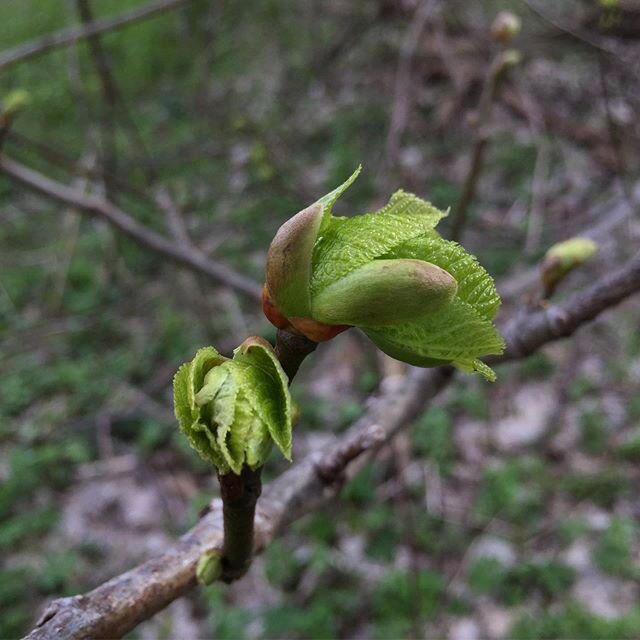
(1, 1, 640, 638)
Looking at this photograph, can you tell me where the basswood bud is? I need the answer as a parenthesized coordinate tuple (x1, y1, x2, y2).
(541, 237, 598, 296)
(262, 168, 504, 380)
(263, 167, 460, 341)
(494, 48, 522, 74)
(311, 259, 457, 326)
(491, 11, 522, 44)
(173, 339, 292, 474)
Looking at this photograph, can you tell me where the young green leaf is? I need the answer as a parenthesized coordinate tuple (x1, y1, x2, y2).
(364, 298, 504, 381)
(317, 165, 362, 231)
(232, 338, 292, 460)
(310, 193, 447, 296)
(263, 167, 504, 379)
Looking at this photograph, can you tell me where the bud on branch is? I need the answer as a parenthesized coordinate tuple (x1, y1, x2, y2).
(173, 337, 292, 474)
(263, 167, 505, 381)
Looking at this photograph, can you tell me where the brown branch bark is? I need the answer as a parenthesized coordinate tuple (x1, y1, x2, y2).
(0, 0, 191, 72)
(217, 466, 263, 583)
(274, 329, 318, 380)
(23, 249, 640, 640)
(0, 154, 262, 301)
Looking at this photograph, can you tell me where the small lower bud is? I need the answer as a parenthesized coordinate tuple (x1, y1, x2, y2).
(196, 549, 222, 585)
(491, 11, 522, 44)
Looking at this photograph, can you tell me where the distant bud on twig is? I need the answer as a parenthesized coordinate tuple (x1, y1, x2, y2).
(495, 48, 522, 71)
(541, 237, 598, 297)
(2, 89, 31, 119)
(491, 11, 522, 44)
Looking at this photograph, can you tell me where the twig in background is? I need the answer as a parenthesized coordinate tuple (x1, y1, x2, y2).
(384, 0, 438, 178)
(0, 154, 263, 301)
(48, 153, 95, 312)
(449, 49, 521, 242)
(522, 0, 628, 62)
(523, 135, 549, 256)
(598, 53, 635, 211)
(0, 0, 192, 72)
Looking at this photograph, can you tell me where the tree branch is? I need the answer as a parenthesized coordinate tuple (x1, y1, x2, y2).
(497, 251, 640, 361)
(0, 0, 192, 72)
(23, 249, 640, 640)
(0, 154, 262, 301)
(449, 50, 519, 242)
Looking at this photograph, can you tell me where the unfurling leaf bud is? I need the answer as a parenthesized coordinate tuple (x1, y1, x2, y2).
(491, 11, 522, 44)
(263, 168, 504, 380)
(173, 338, 292, 475)
(311, 259, 458, 326)
(541, 237, 598, 296)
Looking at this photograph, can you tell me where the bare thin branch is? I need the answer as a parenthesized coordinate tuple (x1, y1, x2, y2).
(73, 0, 119, 196)
(0, 0, 191, 72)
(497, 251, 640, 361)
(23, 249, 640, 640)
(449, 50, 519, 242)
(0, 154, 262, 301)
(385, 0, 438, 171)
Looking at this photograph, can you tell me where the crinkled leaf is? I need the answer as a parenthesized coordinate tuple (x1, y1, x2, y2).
(196, 365, 229, 406)
(173, 361, 193, 430)
(364, 298, 504, 381)
(210, 371, 242, 474)
(384, 235, 500, 320)
(370, 190, 448, 226)
(311, 192, 448, 295)
(173, 348, 230, 472)
(243, 408, 273, 470)
(188, 347, 227, 409)
(231, 338, 292, 460)
(174, 341, 292, 472)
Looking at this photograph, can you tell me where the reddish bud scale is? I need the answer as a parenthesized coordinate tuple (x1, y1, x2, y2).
(262, 285, 289, 329)
(262, 285, 350, 342)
